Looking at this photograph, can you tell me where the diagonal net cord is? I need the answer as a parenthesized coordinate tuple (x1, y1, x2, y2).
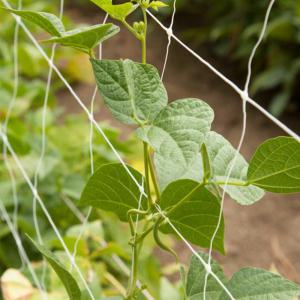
(0, 201, 48, 300)
(203, 1, 276, 298)
(0, 133, 96, 300)
(147, 9, 300, 142)
(1, 0, 25, 269)
(154, 204, 235, 299)
(160, 0, 177, 80)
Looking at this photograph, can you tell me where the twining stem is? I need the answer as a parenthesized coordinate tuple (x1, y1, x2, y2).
(141, 8, 147, 63)
(209, 180, 249, 187)
(143, 142, 153, 207)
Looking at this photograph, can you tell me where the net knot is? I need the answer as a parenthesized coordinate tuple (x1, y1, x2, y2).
(166, 27, 173, 38)
(205, 263, 212, 275)
(240, 90, 249, 102)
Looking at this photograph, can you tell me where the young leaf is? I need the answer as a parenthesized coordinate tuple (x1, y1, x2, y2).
(149, 1, 168, 11)
(79, 163, 147, 221)
(247, 136, 300, 193)
(92, 59, 167, 124)
(205, 131, 264, 205)
(28, 237, 82, 300)
(44, 23, 119, 54)
(219, 268, 300, 300)
(90, 0, 137, 21)
(3, 8, 65, 36)
(137, 98, 214, 190)
(159, 179, 225, 253)
(186, 252, 227, 300)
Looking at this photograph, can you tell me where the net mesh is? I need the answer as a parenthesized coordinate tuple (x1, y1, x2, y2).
(0, 0, 299, 299)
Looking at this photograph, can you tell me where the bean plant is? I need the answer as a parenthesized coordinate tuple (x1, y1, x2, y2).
(3, 1, 300, 299)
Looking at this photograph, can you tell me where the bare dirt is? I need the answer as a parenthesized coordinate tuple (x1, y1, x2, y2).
(60, 9, 300, 282)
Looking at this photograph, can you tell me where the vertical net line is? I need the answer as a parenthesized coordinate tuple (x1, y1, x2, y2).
(2, 0, 22, 265)
(146, 10, 300, 141)
(0, 201, 48, 300)
(31, 0, 64, 291)
(204, 1, 276, 298)
(153, 204, 235, 300)
(0, 133, 96, 300)
(70, 12, 108, 270)
(160, 0, 177, 80)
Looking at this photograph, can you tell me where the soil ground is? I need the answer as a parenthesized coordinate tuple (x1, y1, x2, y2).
(59, 9, 300, 282)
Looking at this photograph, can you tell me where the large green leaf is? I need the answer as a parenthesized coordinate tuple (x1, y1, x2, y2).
(79, 163, 147, 221)
(159, 179, 225, 253)
(186, 252, 227, 300)
(4, 9, 65, 36)
(92, 59, 167, 124)
(205, 131, 264, 205)
(44, 23, 119, 54)
(247, 136, 300, 193)
(137, 99, 214, 189)
(219, 268, 300, 300)
(90, 0, 137, 21)
(28, 237, 82, 300)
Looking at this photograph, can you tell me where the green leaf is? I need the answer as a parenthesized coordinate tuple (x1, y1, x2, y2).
(28, 237, 82, 300)
(149, 1, 168, 11)
(186, 252, 227, 300)
(92, 59, 167, 124)
(79, 163, 147, 221)
(205, 131, 264, 205)
(44, 23, 119, 54)
(159, 179, 225, 253)
(4, 8, 65, 36)
(248, 136, 300, 193)
(137, 98, 214, 190)
(90, 0, 137, 21)
(219, 268, 300, 300)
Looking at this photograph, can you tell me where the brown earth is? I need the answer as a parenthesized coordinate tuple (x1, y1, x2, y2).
(59, 9, 300, 282)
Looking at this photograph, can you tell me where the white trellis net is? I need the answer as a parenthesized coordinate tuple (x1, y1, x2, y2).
(0, 0, 299, 299)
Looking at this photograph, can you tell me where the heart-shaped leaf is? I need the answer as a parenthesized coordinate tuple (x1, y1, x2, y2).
(92, 59, 168, 124)
(4, 8, 65, 36)
(28, 237, 82, 300)
(159, 179, 225, 253)
(186, 252, 227, 300)
(219, 268, 300, 300)
(205, 131, 264, 205)
(137, 98, 214, 190)
(44, 23, 119, 54)
(248, 136, 300, 193)
(79, 163, 147, 221)
(90, 0, 137, 20)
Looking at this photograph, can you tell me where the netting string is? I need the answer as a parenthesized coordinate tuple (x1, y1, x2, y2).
(160, 0, 177, 79)
(0, 201, 47, 300)
(204, 1, 276, 298)
(147, 9, 300, 142)
(1, 0, 24, 268)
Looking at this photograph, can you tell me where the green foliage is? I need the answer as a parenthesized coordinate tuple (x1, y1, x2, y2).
(248, 136, 300, 193)
(187, 252, 300, 300)
(186, 252, 227, 299)
(160, 179, 224, 253)
(44, 24, 119, 54)
(137, 98, 214, 189)
(79, 163, 147, 222)
(3, 8, 65, 36)
(91, 59, 168, 125)
(28, 237, 82, 300)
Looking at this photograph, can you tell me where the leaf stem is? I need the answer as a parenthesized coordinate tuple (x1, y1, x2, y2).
(208, 180, 249, 187)
(141, 8, 147, 63)
(147, 150, 161, 202)
(143, 142, 153, 208)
